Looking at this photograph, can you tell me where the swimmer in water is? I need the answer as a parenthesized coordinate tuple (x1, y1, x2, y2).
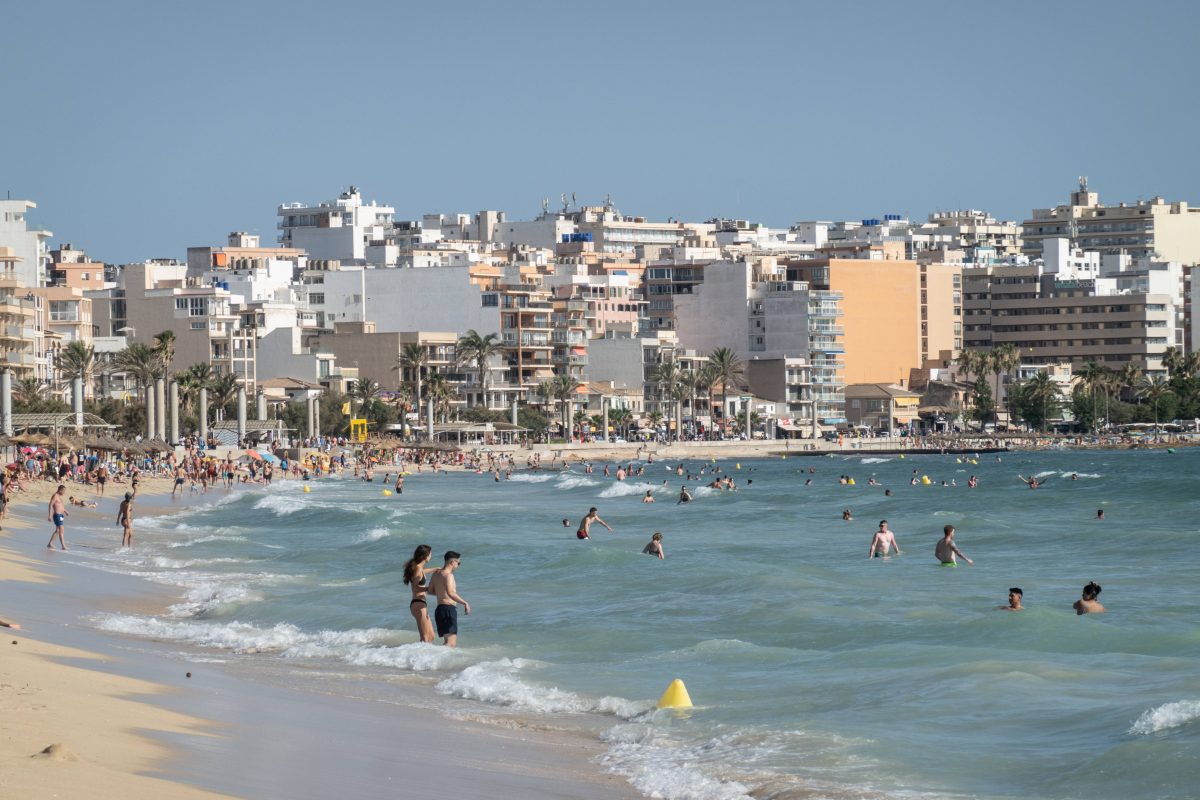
(934, 525, 972, 566)
(1017, 474, 1043, 489)
(868, 520, 901, 558)
(842, 508, 852, 521)
(1096, 509, 1104, 520)
(1073, 581, 1105, 615)
(884, 489, 892, 496)
(677, 485, 693, 504)
(641, 531, 665, 559)
(576, 507, 612, 540)
(642, 490, 655, 503)
(998, 587, 1023, 611)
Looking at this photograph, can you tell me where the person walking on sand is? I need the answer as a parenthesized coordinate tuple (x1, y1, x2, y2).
(117, 489, 136, 548)
(935, 524, 973, 566)
(402, 544, 439, 642)
(868, 519, 901, 559)
(47, 484, 68, 550)
(430, 551, 470, 647)
(642, 531, 665, 559)
(576, 507, 612, 540)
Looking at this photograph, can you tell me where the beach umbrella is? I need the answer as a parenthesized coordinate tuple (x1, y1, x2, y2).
(245, 450, 264, 461)
(260, 452, 280, 463)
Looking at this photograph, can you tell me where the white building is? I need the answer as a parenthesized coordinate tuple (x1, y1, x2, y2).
(0, 199, 53, 287)
(319, 266, 500, 334)
(277, 186, 394, 263)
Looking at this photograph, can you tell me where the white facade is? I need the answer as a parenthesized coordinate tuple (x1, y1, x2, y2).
(277, 187, 395, 263)
(0, 199, 52, 287)
(320, 266, 501, 334)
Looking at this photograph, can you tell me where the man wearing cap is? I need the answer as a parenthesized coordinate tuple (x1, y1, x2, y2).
(117, 484, 137, 548)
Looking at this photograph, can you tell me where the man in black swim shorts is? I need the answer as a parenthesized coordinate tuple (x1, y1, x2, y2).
(429, 551, 470, 647)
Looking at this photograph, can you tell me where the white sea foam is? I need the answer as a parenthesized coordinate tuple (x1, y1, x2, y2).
(253, 493, 311, 515)
(860, 457, 891, 464)
(166, 532, 248, 548)
(356, 527, 390, 543)
(1059, 471, 1101, 479)
(94, 615, 471, 671)
(436, 659, 649, 718)
(554, 475, 599, 490)
(506, 473, 554, 483)
(602, 724, 755, 800)
(1129, 700, 1200, 735)
(597, 481, 665, 499)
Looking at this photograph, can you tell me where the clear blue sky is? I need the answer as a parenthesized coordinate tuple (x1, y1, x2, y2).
(4, 0, 1199, 263)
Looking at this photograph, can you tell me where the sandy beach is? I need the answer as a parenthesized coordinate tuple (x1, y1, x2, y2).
(0, 472, 639, 800)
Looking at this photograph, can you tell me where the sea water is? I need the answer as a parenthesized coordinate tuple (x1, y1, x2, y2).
(77, 448, 1200, 799)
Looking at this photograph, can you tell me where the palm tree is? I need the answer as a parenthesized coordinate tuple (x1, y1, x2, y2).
(13, 376, 45, 406)
(425, 371, 453, 423)
(1161, 346, 1184, 379)
(548, 374, 580, 440)
(55, 340, 95, 393)
(694, 363, 718, 435)
(208, 374, 239, 421)
(175, 363, 212, 416)
(1019, 371, 1062, 432)
(653, 358, 683, 442)
(349, 377, 381, 407)
(153, 330, 177, 376)
(1137, 375, 1172, 437)
(1119, 362, 1143, 403)
(955, 349, 987, 411)
(456, 330, 503, 406)
(609, 406, 632, 440)
(573, 409, 591, 440)
(707, 347, 743, 435)
(990, 344, 1021, 424)
(1182, 352, 1200, 381)
(1075, 361, 1107, 433)
(395, 343, 428, 417)
(109, 342, 161, 402)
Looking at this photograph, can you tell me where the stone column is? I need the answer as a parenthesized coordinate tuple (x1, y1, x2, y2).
(256, 391, 267, 422)
(145, 385, 156, 439)
(602, 399, 610, 443)
(236, 386, 247, 447)
(154, 378, 166, 440)
(306, 396, 315, 438)
(427, 397, 435, 440)
(1, 370, 12, 437)
(198, 387, 209, 443)
(511, 397, 518, 426)
(72, 376, 84, 432)
(314, 398, 321, 438)
(168, 380, 180, 444)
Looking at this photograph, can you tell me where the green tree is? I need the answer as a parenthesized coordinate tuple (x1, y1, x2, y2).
(707, 347, 743, 434)
(208, 374, 239, 420)
(1137, 375, 1173, 435)
(456, 330, 503, 406)
(1011, 372, 1061, 432)
(395, 342, 428, 418)
(54, 340, 95, 392)
(547, 374, 580, 440)
(652, 358, 684, 442)
(970, 376, 993, 425)
(109, 343, 161, 401)
(153, 330, 177, 375)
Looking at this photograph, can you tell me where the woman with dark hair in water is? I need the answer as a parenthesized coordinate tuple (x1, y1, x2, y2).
(403, 544, 439, 641)
(1073, 581, 1105, 615)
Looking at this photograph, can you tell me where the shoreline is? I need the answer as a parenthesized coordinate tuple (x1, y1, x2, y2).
(0, 474, 640, 800)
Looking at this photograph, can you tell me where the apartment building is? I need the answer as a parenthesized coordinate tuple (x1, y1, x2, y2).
(277, 186, 394, 263)
(33, 286, 93, 391)
(1021, 178, 1200, 262)
(49, 243, 107, 290)
(745, 357, 816, 437)
(0, 247, 44, 379)
(963, 239, 1178, 376)
(786, 257, 923, 386)
(0, 199, 52, 288)
(644, 235, 723, 332)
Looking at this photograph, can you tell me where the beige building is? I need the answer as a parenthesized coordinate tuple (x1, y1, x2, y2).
(844, 383, 922, 432)
(0, 247, 44, 379)
(1022, 179, 1200, 262)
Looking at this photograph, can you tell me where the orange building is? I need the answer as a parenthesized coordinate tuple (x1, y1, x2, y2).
(788, 258, 922, 385)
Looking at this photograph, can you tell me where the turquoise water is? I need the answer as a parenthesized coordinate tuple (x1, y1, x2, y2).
(82, 448, 1200, 799)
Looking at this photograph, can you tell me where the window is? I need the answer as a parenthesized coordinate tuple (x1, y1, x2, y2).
(481, 293, 498, 307)
(191, 321, 206, 330)
(309, 293, 325, 305)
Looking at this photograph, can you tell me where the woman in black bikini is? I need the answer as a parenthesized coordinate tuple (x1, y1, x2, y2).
(402, 544, 439, 642)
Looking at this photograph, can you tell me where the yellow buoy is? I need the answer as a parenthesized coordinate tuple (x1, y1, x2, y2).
(921, 476, 931, 485)
(303, 485, 311, 493)
(899, 454, 905, 459)
(657, 678, 693, 709)
(735, 463, 741, 470)
(382, 489, 392, 496)
(781, 455, 786, 460)
(955, 458, 962, 464)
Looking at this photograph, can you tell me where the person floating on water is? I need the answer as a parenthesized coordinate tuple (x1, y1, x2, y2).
(576, 507, 612, 539)
(1017, 474, 1047, 489)
(677, 486, 693, 504)
(1096, 509, 1105, 520)
(642, 531, 665, 559)
(1074, 581, 1105, 615)
(998, 587, 1023, 611)
(868, 520, 901, 558)
(935, 525, 973, 566)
